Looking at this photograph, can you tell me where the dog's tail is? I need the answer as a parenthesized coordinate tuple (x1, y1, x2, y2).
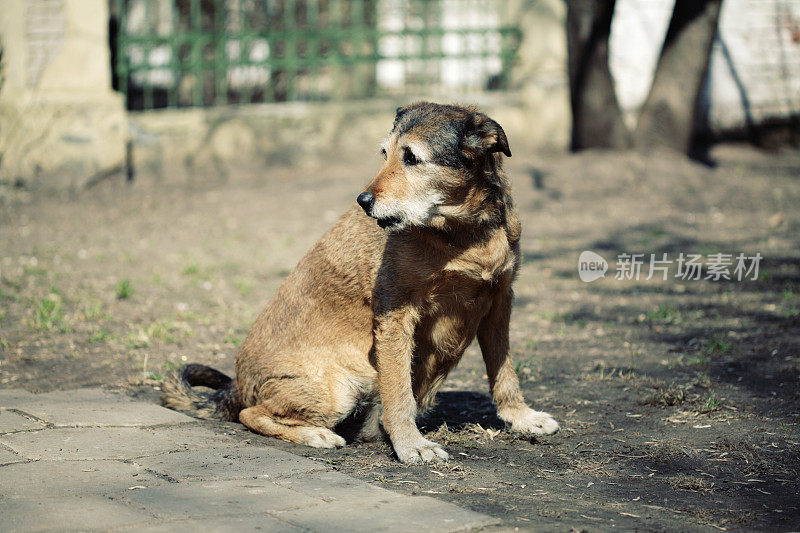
(161, 364, 241, 421)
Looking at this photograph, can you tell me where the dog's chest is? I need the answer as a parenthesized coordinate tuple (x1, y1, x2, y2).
(417, 272, 498, 355)
(427, 271, 497, 308)
(440, 230, 517, 282)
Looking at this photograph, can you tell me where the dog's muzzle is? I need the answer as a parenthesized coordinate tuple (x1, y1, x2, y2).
(376, 216, 402, 229)
(356, 191, 402, 230)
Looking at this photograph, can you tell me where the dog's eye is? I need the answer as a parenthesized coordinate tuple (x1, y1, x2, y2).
(380, 148, 387, 160)
(403, 147, 418, 166)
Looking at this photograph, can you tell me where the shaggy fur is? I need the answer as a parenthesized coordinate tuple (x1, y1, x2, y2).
(162, 102, 559, 463)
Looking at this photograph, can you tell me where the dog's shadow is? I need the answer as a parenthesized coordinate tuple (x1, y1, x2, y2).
(336, 391, 504, 443)
(418, 391, 504, 433)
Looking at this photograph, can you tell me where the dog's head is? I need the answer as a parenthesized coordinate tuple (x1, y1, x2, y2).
(357, 102, 511, 231)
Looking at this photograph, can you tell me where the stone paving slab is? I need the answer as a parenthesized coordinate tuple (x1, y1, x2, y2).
(120, 478, 320, 520)
(0, 425, 235, 460)
(128, 514, 305, 533)
(276, 494, 499, 532)
(0, 409, 48, 433)
(0, 388, 501, 532)
(0, 496, 158, 533)
(0, 444, 23, 465)
(134, 444, 327, 481)
(0, 460, 162, 499)
(6, 389, 196, 427)
(273, 469, 403, 504)
(0, 388, 34, 405)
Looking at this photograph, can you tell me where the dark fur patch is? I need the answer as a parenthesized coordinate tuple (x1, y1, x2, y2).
(392, 102, 510, 169)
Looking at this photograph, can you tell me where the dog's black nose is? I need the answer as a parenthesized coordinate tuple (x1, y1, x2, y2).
(356, 191, 375, 212)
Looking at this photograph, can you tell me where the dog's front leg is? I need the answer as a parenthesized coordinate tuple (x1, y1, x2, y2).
(477, 289, 560, 436)
(374, 305, 449, 464)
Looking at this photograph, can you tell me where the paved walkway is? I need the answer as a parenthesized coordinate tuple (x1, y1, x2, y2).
(0, 388, 498, 532)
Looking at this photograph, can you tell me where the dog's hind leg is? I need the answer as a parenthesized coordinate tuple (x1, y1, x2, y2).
(353, 403, 384, 442)
(239, 405, 346, 448)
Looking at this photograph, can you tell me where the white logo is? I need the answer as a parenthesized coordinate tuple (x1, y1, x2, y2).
(578, 251, 608, 282)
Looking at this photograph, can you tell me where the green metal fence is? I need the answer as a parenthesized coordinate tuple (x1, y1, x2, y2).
(110, 0, 521, 110)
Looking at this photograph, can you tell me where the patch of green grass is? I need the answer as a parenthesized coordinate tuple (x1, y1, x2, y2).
(640, 226, 665, 247)
(82, 299, 106, 321)
(234, 279, 252, 297)
(126, 320, 192, 349)
(703, 335, 733, 356)
(115, 279, 132, 300)
(88, 329, 111, 343)
(514, 355, 534, 374)
(182, 262, 201, 276)
(624, 343, 644, 371)
(515, 355, 542, 381)
(694, 371, 711, 388)
(685, 354, 710, 366)
(1, 276, 23, 290)
(219, 260, 242, 273)
(148, 360, 178, 380)
(756, 270, 772, 283)
(152, 274, 163, 284)
(125, 333, 149, 349)
(33, 295, 63, 330)
(782, 289, 796, 301)
(698, 391, 721, 413)
(645, 304, 681, 324)
(534, 311, 567, 322)
(697, 245, 718, 257)
(224, 329, 245, 347)
(147, 321, 178, 342)
(0, 288, 21, 302)
(23, 265, 48, 277)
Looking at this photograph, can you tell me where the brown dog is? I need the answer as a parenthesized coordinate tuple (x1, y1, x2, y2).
(162, 102, 559, 463)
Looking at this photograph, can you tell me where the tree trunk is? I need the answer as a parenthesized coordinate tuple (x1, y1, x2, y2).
(634, 0, 724, 155)
(566, 0, 631, 151)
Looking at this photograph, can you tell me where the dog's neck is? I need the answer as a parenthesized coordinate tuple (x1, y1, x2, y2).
(425, 156, 518, 248)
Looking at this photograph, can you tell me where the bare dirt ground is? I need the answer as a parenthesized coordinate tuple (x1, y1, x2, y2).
(1, 145, 799, 532)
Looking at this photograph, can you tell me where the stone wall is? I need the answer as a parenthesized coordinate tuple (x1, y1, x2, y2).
(0, 0, 127, 190)
(127, 92, 566, 186)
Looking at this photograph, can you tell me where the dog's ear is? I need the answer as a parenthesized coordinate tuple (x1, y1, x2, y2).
(393, 105, 410, 129)
(463, 113, 512, 158)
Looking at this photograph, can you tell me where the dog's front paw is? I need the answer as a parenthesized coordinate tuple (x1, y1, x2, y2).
(393, 436, 450, 464)
(502, 408, 560, 436)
